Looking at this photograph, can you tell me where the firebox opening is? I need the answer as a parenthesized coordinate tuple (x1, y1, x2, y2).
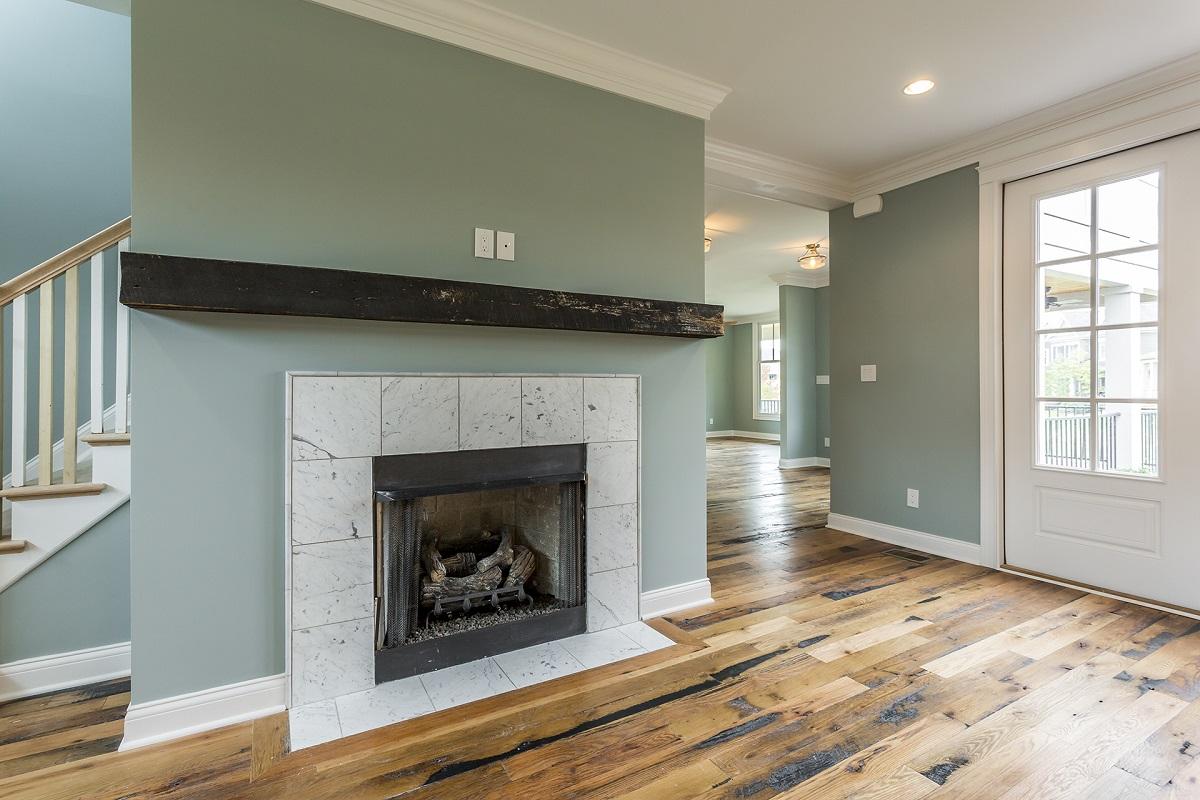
(373, 444, 587, 681)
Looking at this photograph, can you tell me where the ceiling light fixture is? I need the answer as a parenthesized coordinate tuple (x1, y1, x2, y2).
(704, 236, 713, 253)
(903, 78, 935, 96)
(797, 243, 826, 271)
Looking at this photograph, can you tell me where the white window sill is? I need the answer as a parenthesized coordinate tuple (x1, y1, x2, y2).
(753, 414, 780, 422)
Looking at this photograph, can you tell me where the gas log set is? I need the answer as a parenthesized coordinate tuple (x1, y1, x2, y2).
(420, 526, 538, 619)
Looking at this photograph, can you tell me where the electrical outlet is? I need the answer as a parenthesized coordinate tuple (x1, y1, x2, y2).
(824, 437, 831, 447)
(709, 418, 714, 425)
(474, 228, 494, 259)
(906, 488, 920, 509)
(497, 231, 515, 261)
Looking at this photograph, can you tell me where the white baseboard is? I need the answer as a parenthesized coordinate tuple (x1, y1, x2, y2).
(120, 673, 286, 751)
(826, 513, 982, 565)
(706, 430, 780, 442)
(0, 642, 130, 703)
(779, 456, 830, 469)
(640, 578, 713, 618)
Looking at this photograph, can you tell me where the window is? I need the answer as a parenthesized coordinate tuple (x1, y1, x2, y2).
(754, 321, 781, 420)
(1035, 170, 1160, 475)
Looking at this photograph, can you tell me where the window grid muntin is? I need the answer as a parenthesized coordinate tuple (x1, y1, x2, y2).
(1032, 170, 1161, 476)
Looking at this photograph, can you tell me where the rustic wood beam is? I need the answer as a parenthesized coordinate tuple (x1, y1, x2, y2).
(119, 252, 724, 339)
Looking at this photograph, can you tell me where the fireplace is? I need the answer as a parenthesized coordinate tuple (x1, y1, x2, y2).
(373, 444, 587, 681)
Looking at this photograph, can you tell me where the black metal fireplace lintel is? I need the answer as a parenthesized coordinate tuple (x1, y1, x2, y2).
(373, 443, 586, 500)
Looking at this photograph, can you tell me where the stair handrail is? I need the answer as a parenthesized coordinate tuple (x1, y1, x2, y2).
(0, 217, 131, 307)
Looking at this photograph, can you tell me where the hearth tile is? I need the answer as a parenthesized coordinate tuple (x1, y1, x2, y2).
(291, 457, 372, 545)
(460, 377, 521, 450)
(587, 503, 638, 573)
(292, 376, 381, 460)
(617, 622, 676, 652)
(521, 377, 584, 446)
(493, 641, 587, 689)
(583, 377, 638, 443)
(586, 441, 638, 508)
(291, 618, 374, 706)
(291, 538, 374, 629)
(335, 676, 436, 737)
(288, 700, 342, 750)
(382, 376, 459, 454)
(559, 627, 646, 669)
(587, 565, 639, 631)
(419, 657, 516, 710)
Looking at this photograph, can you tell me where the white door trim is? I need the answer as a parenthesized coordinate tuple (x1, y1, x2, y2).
(977, 75, 1200, 570)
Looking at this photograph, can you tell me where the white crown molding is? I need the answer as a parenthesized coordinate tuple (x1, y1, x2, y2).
(640, 578, 712, 619)
(307, 0, 730, 119)
(705, 137, 855, 208)
(771, 271, 829, 289)
(120, 673, 287, 751)
(0, 642, 130, 703)
(854, 52, 1200, 196)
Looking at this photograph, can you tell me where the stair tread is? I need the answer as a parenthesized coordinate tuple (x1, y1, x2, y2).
(80, 432, 131, 446)
(0, 482, 107, 501)
(0, 539, 27, 554)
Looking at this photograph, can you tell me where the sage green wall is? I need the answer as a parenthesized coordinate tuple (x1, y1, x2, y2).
(0, 0, 127, 471)
(706, 326, 735, 431)
(780, 286, 817, 460)
(829, 165, 980, 542)
(729, 322, 780, 436)
(0, 505, 129, 663)
(131, 0, 706, 702)
(815, 287, 831, 460)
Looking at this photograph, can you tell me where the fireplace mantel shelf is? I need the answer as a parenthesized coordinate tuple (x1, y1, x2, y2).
(119, 252, 724, 339)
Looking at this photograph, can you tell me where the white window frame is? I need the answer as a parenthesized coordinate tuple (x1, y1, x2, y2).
(753, 320, 781, 421)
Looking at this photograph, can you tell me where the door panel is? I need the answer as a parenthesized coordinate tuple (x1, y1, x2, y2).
(1003, 131, 1200, 609)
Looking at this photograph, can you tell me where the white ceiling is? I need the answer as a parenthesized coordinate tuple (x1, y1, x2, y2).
(704, 186, 827, 318)
(482, 0, 1200, 178)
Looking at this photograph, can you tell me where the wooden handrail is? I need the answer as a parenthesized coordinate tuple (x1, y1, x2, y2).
(0, 217, 131, 306)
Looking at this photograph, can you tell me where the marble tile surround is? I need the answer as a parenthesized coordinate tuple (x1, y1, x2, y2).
(285, 372, 642, 714)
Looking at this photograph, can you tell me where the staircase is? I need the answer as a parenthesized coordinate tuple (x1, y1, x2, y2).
(0, 219, 132, 593)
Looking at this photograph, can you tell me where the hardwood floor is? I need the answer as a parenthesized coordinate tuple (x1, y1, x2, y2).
(5, 438, 1200, 798)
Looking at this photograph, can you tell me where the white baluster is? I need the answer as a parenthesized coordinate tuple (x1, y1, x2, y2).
(10, 295, 27, 488)
(114, 237, 130, 434)
(90, 251, 105, 434)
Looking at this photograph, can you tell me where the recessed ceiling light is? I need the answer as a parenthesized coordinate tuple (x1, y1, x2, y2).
(903, 79, 935, 96)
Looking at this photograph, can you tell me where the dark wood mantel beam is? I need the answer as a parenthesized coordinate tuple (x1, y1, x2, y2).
(119, 252, 724, 339)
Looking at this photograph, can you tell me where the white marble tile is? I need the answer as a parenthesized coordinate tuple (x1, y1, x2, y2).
(289, 700, 342, 751)
(587, 503, 637, 574)
(583, 377, 638, 443)
(382, 377, 459, 454)
(292, 538, 374, 629)
(522, 377, 583, 446)
(292, 377, 381, 460)
(493, 641, 586, 689)
(586, 441, 638, 508)
(459, 377, 521, 450)
(587, 565, 640, 632)
(335, 676, 436, 737)
(618, 622, 676, 653)
(291, 457, 372, 545)
(419, 657, 515, 710)
(559, 628, 646, 669)
(291, 618, 374, 706)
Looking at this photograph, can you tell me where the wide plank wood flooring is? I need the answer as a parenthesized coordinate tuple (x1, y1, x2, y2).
(4, 438, 1200, 798)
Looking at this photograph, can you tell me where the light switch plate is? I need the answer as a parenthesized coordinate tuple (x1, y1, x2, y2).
(906, 488, 920, 508)
(816, 375, 830, 385)
(474, 228, 495, 259)
(496, 231, 515, 261)
(824, 437, 831, 448)
(860, 364, 877, 382)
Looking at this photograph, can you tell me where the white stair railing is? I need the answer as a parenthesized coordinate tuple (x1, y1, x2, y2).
(0, 217, 131, 498)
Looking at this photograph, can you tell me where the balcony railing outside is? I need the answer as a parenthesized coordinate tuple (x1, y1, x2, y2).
(1042, 407, 1158, 473)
